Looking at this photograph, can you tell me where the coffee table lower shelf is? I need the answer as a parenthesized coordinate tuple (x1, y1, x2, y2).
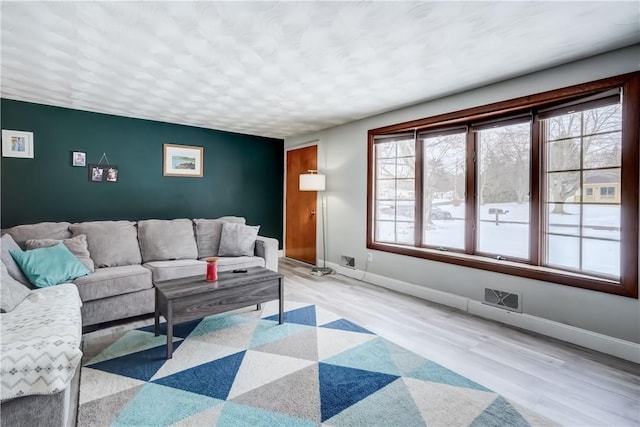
(154, 267, 284, 358)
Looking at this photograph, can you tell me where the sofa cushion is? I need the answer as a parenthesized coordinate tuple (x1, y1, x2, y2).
(0, 234, 32, 288)
(73, 265, 153, 302)
(0, 261, 31, 313)
(0, 283, 82, 401)
(69, 221, 142, 268)
(138, 219, 198, 263)
(215, 256, 265, 271)
(144, 259, 206, 283)
(10, 243, 90, 288)
(2, 221, 71, 249)
(25, 234, 95, 272)
(218, 223, 260, 257)
(193, 217, 246, 259)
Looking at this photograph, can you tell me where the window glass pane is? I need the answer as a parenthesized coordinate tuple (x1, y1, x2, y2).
(547, 171, 580, 203)
(543, 102, 621, 278)
(422, 132, 466, 250)
(376, 142, 396, 159)
(374, 137, 415, 246)
(376, 159, 396, 179)
(396, 201, 414, 221)
(547, 138, 580, 172)
(546, 112, 581, 141)
(583, 103, 622, 135)
(546, 203, 580, 236)
(396, 179, 415, 200)
(583, 238, 620, 277)
(375, 221, 395, 243)
(376, 179, 395, 200)
(376, 201, 395, 221)
(583, 132, 621, 169)
(477, 122, 531, 259)
(583, 204, 620, 240)
(397, 156, 415, 178)
(547, 235, 580, 270)
(397, 140, 415, 157)
(396, 222, 414, 245)
(583, 169, 620, 204)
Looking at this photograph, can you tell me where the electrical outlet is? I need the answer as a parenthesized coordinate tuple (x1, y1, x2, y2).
(367, 252, 373, 262)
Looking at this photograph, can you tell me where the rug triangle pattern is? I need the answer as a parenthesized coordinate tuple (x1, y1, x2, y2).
(79, 303, 557, 427)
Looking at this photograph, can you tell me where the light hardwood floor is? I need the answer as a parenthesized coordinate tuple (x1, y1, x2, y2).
(279, 258, 639, 427)
(82, 258, 640, 426)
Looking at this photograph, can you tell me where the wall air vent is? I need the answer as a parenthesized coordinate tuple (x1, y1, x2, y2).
(340, 255, 355, 269)
(483, 288, 522, 313)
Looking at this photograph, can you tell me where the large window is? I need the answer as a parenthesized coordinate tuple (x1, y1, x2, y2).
(367, 73, 639, 297)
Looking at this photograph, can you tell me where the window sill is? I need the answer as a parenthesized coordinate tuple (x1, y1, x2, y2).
(367, 241, 632, 297)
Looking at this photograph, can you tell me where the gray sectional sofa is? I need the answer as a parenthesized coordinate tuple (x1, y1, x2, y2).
(0, 216, 279, 427)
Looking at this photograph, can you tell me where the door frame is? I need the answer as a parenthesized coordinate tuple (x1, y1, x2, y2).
(283, 139, 320, 263)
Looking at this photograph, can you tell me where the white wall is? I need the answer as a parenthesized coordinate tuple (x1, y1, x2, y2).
(285, 45, 640, 344)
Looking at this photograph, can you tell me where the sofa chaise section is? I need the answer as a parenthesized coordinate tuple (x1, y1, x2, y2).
(0, 283, 83, 427)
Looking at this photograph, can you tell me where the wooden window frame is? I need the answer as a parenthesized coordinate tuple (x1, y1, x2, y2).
(366, 72, 639, 298)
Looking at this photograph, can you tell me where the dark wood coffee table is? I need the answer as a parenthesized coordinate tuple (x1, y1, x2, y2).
(154, 266, 284, 358)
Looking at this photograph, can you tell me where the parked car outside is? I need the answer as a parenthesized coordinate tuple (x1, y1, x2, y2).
(431, 206, 453, 220)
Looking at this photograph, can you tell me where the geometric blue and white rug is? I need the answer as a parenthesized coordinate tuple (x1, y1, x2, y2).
(78, 301, 556, 426)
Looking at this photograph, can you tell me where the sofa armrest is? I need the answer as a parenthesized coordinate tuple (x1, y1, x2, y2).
(255, 236, 279, 272)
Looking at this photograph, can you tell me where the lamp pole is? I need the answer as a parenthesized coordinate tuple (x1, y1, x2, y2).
(299, 170, 334, 276)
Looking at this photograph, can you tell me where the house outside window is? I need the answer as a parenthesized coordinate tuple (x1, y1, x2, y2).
(367, 73, 639, 298)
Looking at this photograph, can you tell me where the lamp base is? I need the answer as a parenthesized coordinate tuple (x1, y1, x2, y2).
(310, 267, 334, 276)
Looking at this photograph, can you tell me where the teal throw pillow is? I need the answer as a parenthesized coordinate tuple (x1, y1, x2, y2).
(10, 243, 90, 288)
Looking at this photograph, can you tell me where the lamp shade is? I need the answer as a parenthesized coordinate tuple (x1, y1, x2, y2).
(299, 172, 326, 191)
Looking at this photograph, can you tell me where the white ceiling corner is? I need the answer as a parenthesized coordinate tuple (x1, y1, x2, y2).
(1, 1, 638, 139)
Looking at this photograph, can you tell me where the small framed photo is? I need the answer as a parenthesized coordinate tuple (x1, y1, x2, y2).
(72, 151, 86, 167)
(163, 143, 203, 177)
(88, 164, 105, 182)
(2, 129, 34, 158)
(106, 166, 119, 182)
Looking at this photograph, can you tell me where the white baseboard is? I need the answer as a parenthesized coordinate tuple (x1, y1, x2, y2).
(326, 261, 640, 364)
(329, 262, 468, 311)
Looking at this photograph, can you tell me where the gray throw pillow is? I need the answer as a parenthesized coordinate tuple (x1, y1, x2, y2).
(194, 217, 247, 258)
(25, 234, 95, 272)
(138, 219, 198, 262)
(0, 261, 31, 312)
(69, 221, 142, 268)
(0, 234, 32, 288)
(217, 223, 260, 257)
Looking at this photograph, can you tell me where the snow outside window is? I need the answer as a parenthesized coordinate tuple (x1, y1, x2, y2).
(543, 102, 622, 279)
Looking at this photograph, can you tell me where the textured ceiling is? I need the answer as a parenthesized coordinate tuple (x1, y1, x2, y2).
(1, 2, 639, 139)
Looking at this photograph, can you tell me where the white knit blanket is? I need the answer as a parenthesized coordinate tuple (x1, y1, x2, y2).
(1, 284, 83, 400)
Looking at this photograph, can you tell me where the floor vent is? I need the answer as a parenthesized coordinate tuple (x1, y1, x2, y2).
(483, 288, 522, 313)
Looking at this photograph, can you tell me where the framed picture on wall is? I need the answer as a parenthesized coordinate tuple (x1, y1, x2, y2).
(88, 164, 118, 182)
(88, 164, 105, 182)
(2, 129, 34, 158)
(163, 143, 203, 177)
(106, 166, 118, 182)
(72, 151, 86, 167)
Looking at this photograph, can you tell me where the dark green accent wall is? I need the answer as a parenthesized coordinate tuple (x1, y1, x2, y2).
(1, 99, 284, 246)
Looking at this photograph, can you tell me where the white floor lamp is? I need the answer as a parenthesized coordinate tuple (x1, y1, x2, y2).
(299, 170, 334, 276)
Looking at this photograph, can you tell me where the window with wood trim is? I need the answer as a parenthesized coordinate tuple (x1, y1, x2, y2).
(367, 73, 639, 297)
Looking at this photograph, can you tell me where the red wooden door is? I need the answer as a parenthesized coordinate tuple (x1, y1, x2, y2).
(285, 145, 318, 264)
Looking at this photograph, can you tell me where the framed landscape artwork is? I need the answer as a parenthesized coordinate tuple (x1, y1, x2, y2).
(163, 143, 203, 177)
(2, 129, 34, 158)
